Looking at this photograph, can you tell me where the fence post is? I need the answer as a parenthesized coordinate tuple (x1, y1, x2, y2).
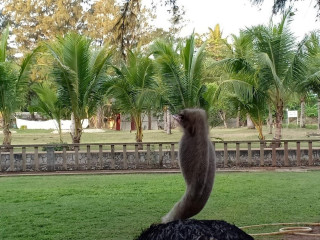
(159, 144, 163, 168)
(122, 144, 127, 169)
(22, 147, 26, 171)
(134, 144, 139, 168)
(272, 141, 276, 167)
(99, 145, 103, 169)
(171, 143, 175, 167)
(74, 145, 79, 170)
(62, 146, 67, 170)
(9, 147, 14, 171)
(260, 142, 264, 167)
(87, 145, 91, 169)
(308, 141, 313, 166)
(224, 143, 228, 167)
(284, 141, 289, 167)
(247, 142, 252, 166)
(47, 145, 55, 171)
(111, 145, 115, 169)
(296, 141, 301, 166)
(147, 144, 151, 167)
(34, 146, 39, 171)
(236, 142, 240, 167)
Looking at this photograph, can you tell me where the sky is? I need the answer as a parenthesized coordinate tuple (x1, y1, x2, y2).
(150, 0, 319, 40)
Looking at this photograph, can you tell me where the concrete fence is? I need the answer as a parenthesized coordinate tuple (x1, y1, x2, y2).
(1, 140, 320, 172)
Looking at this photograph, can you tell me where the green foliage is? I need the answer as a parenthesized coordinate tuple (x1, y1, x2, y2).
(0, 26, 38, 145)
(300, 31, 320, 95)
(41, 142, 70, 151)
(19, 125, 27, 130)
(152, 33, 208, 114)
(45, 32, 112, 143)
(0, 172, 319, 239)
(29, 82, 67, 143)
(305, 124, 318, 129)
(105, 50, 158, 142)
(305, 104, 318, 117)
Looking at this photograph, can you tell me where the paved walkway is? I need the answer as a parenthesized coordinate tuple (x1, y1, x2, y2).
(1, 166, 320, 177)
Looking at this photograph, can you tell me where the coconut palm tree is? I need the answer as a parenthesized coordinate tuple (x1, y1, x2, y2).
(213, 30, 269, 139)
(0, 26, 36, 145)
(151, 33, 208, 114)
(244, 9, 306, 141)
(299, 31, 320, 129)
(29, 83, 66, 143)
(105, 50, 158, 143)
(44, 33, 112, 143)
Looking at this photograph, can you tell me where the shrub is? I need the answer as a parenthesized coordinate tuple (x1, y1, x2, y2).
(42, 142, 70, 151)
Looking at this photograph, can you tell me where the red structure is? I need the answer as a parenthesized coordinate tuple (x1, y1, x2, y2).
(131, 117, 136, 131)
(116, 114, 121, 131)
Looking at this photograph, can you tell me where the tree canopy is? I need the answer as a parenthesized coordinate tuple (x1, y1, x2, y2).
(251, 0, 320, 18)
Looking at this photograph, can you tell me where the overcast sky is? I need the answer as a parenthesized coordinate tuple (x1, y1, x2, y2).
(150, 0, 319, 40)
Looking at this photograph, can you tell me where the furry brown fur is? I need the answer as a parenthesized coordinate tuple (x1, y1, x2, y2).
(162, 109, 216, 223)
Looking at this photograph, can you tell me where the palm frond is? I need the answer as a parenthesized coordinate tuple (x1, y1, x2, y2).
(106, 51, 157, 115)
(152, 33, 208, 112)
(0, 25, 9, 62)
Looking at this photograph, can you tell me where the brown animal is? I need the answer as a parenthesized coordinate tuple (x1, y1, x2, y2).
(162, 108, 216, 223)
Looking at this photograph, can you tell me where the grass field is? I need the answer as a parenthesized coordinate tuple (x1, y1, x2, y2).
(1, 171, 319, 240)
(2, 125, 320, 146)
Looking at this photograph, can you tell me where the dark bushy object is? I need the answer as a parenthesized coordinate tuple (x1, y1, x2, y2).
(42, 143, 70, 151)
(135, 219, 254, 240)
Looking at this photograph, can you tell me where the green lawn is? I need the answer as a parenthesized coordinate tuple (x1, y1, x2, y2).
(1, 171, 319, 240)
(3, 125, 320, 145)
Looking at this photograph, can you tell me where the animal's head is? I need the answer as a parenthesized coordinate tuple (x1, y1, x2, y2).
(173, 108, 208, 136)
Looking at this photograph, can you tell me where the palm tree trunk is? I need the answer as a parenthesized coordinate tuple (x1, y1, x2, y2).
(236, 107, 240, 128)
(167, 108, 171, 135)
(148, 111, 152, 130)
(318, 97, 320, 130)
(251, 117, 265, 140)
(2, 113, 12, 146)
(274, 100, 284, 141)
(58, 120, 63, 143)
(219, 110, 228, 128)
(134, 113, 143, 150)
(267, 105, 273, 134)
(97, 105, 104, 129)
(135, 114, 143, 142)
(300, 97, 306, 128)
(247, 114, 255, 129)
(71, 113, 82, 144)
(2, 123, 12, 145)
(164, 108, 167, 131)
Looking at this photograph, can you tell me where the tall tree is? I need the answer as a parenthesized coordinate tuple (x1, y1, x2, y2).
(245, 9, 306, 141)
(29, 83, 66, 143)
(1, 0, 120, 54)
(0, 26, 36, 145)
(2, 0, 87, 54)
(105, 51, 158, 143)
(113, 0, 185, 60)
(85, 0, 119, 46)
(152, 33, 208, 114)
(44, 33, 112, 143)
(204, 24, 229, 61)
(299, 31, 320, 129)
(250, 0, 320, 18)
(213, 31, 268, 139)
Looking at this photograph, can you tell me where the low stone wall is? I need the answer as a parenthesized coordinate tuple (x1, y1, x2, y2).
(1, 148, 320, 172)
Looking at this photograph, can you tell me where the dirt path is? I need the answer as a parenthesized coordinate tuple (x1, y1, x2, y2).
(284, 225, 320, 239)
